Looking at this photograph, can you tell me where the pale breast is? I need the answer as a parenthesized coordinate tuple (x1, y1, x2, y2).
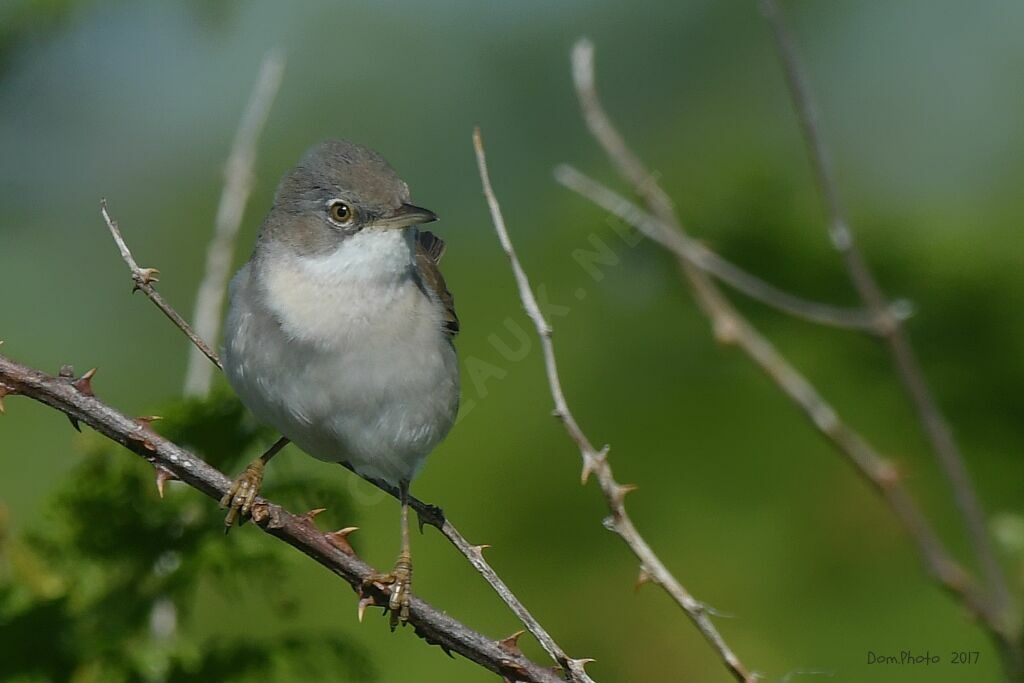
(261, 229, 427, 346)
(222, 231, 459, 484)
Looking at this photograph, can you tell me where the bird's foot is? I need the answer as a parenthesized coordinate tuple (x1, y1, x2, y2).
(219, 458, 265, 531)
(365, 552, 413, 630)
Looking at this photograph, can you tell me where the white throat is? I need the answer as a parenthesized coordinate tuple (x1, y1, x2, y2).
(259, 229, 421, 345)
(298, 229, 414, 283)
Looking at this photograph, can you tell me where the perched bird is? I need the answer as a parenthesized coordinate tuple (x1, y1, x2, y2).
(220, 139, 459, 626)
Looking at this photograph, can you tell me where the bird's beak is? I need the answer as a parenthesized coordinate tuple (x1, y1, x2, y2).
(375, 203, 438, 230)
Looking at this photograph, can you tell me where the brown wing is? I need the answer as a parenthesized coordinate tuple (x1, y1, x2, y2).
(416, 231, 459, 337)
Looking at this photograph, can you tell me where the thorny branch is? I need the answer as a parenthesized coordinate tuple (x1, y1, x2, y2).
(0, 354, 565, 683)
(183, 49, 285, 398)
(474, 127, 758, 683)
(760, 0, 1016, 642)
(101, 200, 222, 370)
(99, 204, 591, 681)
(566, 36, 1022, 677)
(343, 465, 596, 682)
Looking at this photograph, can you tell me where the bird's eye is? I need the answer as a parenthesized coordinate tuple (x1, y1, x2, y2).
(327, 200, 354, 224)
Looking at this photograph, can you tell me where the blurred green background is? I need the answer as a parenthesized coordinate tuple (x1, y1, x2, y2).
(1, 0, 1023, 681)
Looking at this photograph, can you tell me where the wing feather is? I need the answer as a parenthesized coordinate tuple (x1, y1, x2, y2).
(415, 231, 459, 337)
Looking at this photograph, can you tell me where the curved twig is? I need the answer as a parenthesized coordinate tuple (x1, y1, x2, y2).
(474, 127, 758, 683)
(341, 465, 596, 682)
(554, 164, 906, 333)
(101, 201, 221, 370)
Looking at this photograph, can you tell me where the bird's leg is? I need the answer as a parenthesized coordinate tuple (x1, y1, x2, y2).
(220, 436, 289, 531)
(366, 479, 414, 629)
(390, 480, 414, 627)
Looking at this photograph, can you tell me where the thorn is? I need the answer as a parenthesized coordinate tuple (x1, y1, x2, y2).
(580, 457, 595, 485)
(155, 466, 177, 498)
(73, 368, 97, 396)
(611, 483, 638, 507)
(132, 267, 160, 292)
(132, 416, 162, 451)
(357, 595, 376, 623)
(569, 657, 596, 671)
(497, 630, 525, 656)
(635, 566, 653, 591)
(414, 503, 445, 533)
(299, 508, 327, 526)
(325, 526, 359, 554)
(580, 445, 609, 485)
(471, 544, 491, 556)
(66, 415, 81, 431)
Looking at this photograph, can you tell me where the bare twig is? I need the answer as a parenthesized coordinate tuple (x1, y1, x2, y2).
(340, 465, 595, 682)
(184, 49, 285, 397)
(0, 353, 564, 683)
(554, 164, 907, 333)
(759, 0, 1016, 639)
(101, 201, 221, 369)
(438, 520, 595, 681)
(566, 37, 1020, 669)
(474, 126, 758, 683)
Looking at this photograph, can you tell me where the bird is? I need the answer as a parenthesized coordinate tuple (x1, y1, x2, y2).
(219, 139, 460, 627)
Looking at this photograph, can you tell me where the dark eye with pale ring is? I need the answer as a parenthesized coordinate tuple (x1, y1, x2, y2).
(328, 200, 354, 224)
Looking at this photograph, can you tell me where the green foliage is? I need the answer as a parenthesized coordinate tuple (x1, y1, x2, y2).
(0, 390, 371, 683)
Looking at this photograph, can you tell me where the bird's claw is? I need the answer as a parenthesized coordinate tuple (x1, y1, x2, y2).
(220, 458, 265, 531)
(365, 553, 412, 630)
(388, 569, 411, 630)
